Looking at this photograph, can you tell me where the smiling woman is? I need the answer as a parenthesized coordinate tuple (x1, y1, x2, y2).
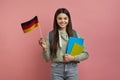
(57, 13, 69, 30)
(39, 8, 89, 80)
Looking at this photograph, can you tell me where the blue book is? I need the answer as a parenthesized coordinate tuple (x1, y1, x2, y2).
(66, 37, 84, 54)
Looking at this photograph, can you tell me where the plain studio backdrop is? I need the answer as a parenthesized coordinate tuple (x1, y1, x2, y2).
(0, 0, 120, 80)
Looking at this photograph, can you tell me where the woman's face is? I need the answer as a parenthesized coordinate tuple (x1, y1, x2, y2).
(57, 13, 69, 30)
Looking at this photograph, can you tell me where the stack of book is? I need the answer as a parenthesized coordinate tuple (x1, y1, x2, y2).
(66, 37, 84, 56)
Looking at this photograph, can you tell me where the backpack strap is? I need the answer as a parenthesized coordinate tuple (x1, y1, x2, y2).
(72, 30, 77, 38)
(49, 30, 53, 44)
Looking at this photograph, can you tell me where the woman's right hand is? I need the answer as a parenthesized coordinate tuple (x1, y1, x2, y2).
(39, 38, 47, 50)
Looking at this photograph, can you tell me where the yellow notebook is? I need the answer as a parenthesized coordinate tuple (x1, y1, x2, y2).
(70, 43, 84, 56)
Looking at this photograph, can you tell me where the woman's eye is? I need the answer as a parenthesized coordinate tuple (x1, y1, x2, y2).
(58, 17, 68, 20)
(58, 17, 62, 20)
(64, 17, 67, 20)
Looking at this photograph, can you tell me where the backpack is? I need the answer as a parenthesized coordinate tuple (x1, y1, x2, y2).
(49, 30, 77, 43)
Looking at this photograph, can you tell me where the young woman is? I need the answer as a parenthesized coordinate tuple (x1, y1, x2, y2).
(39, 8, 89, 80)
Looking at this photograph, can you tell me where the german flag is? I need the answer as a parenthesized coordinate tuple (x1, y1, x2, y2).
(21, 16, 39, 33)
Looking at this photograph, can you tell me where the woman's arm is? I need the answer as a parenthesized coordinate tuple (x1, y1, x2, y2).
(39, 35, 51, 62)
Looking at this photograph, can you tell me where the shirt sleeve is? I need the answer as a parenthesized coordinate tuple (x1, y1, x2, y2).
(42, 34, 51, 62)
(74, 31, 89, 61)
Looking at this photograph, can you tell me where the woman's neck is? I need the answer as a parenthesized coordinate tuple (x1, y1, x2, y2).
(59, 28, 66, 32)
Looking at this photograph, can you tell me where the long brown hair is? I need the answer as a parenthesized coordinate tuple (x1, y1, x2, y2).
(50, 8, 74, 58)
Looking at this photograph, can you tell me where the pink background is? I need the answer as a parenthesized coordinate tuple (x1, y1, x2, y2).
(0, 0, 120, 80)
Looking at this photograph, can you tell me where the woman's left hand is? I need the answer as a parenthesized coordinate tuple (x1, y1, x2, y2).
(63, 54, 75, 62)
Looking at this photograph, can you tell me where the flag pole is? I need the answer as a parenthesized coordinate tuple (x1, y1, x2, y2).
(38, 24, 43, 37)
